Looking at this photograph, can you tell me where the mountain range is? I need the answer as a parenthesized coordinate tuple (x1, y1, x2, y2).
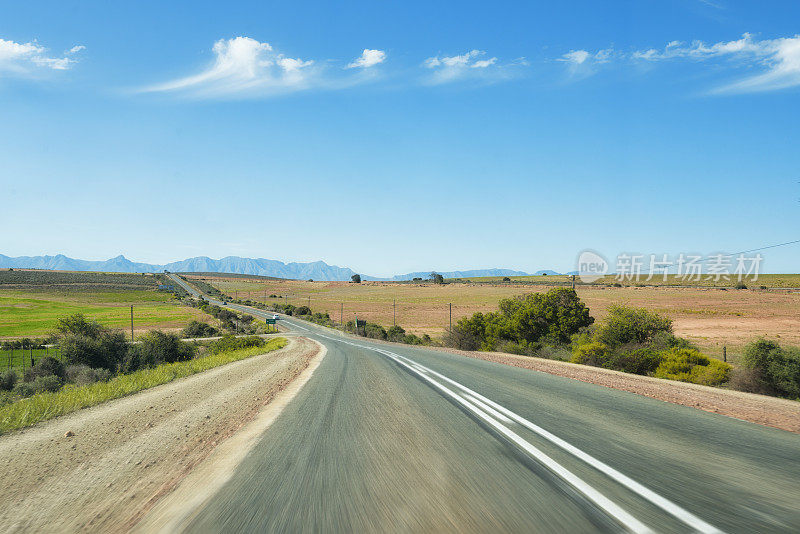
(0, 254, 559, 281)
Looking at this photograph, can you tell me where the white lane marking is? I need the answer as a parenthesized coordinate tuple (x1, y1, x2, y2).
(380, 348, 653, 534)
(308, 330, 724, 534)
(397, 355, 725, 534)
(303, 334, 649, 533)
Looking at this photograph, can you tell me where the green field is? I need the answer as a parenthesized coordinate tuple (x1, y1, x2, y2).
(0, 290, 209, 338)
(0, 270, 208, 339)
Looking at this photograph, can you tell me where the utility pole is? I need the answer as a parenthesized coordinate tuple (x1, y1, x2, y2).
(723, 346, 727, 362)
(393, 299, 396, 327)
(340, 303, 343, 327)
(308, 295, 311, 308)
(449, 303, 452, 332)
(130, 305, 134, 342)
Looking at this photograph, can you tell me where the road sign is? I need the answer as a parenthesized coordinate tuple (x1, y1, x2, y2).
(265, 318, 276, 325)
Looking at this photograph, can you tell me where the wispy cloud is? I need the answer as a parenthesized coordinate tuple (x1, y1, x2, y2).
(632, 33, 800, 93)
(0, 38, 84, 75)
(556, 33, 800, 93)
(422, 50, 525, 85)
(346, 49, 386, 69)
(142, 37, 387, 98)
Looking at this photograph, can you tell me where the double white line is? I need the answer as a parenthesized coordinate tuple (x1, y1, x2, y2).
(304, 326, 724, 534)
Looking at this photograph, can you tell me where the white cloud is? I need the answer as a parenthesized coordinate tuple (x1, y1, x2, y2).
(143, 37, 318, 97)
(0, 38, 84, 74)
(346, 49, 386, 69)
(144, 37, 390, 98)
(422, 50, 517, 84)
(558, 48, 614, 67)
(555, 33, 800, 93)
(632, 33, 800, 93)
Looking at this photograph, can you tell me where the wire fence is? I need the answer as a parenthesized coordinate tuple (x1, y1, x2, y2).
(1, 347, 63, 374)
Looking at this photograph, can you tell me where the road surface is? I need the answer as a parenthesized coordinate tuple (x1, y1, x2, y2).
(166, 274, 800, 533)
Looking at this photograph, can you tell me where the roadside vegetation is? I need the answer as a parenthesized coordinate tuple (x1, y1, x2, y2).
(0, 311, 287, 429)
(444, 287, 800, 399)
(0, 336, 286, 435)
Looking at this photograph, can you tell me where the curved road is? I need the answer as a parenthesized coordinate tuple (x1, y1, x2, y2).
(167, 274, 800, 533)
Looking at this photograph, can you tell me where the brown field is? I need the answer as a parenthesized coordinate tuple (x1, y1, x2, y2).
(185, 274, 800, 362)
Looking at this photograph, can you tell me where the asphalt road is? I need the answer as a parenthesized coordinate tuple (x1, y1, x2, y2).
(166, 274, 800, 533)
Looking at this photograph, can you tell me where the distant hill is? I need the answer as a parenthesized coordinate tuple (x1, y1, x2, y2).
(377, 268, 532, 281)
(0, 254, 359, 282)
(0, 254, 557, 281)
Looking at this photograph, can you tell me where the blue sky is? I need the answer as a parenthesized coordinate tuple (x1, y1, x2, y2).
(1, 0, 799, 276)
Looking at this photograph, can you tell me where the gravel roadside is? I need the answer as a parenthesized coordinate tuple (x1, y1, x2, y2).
(0, 336, 319, 533)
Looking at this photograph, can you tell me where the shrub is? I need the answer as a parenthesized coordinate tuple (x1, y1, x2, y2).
(604, 347, 664, 375)
(735, 282, 747, 289)
(387, 325, 406, 342)
(31, 375, 63, 394)
(571, 342, 610, 366)
(594, 305, 673, 347)
(741, 339, 800, 398)
(182, 320, 218, 338)
(210, 335, 265, 354)
(0, 371, 18, 391)
(654, 348, 730, 386)
(12, 382, 35, 398)
(364, 323, 387, 340)
(66, 365, 106, 386)
(728, 367, 770, 394)
(24, 356, 66, 383)
(54, 314, 104, 339)
(126, 331, 196, 371)
(60, 331, 128, 371)
(403, 333, 423, 345)
(294, 306, 311, 316)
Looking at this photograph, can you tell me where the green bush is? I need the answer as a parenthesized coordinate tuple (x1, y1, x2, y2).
(604, 347, 664, 375)
(741, 339, 800, 398)
(31, 375, 63, 394)
(24, 356, 66, 383)
(446, 288, 593, 351)
(125, 331, 197, 372)
(364, 323, 387, 340)
(12, 382, 35, 397)
(61, 331, 128, 371)
(294, 306, 311, 316)
(0, 371, 18, 391)
(66, 364, 109, 386)
(571, 342, 610, 366)
(654, 348, 730, 386)
(387, 325, 406, 342)
(182, 320, 218, 338)
(210, 335, 265, 354)
(594, 305, 673, 347)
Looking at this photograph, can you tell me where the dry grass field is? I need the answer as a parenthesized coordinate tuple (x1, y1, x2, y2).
(185, 274, 800, 362)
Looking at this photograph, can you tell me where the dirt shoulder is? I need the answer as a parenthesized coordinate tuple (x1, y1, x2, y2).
(437, 346, 800, 433)
(0, 337, 320, 533)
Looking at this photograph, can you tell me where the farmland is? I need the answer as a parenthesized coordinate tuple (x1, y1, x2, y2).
(0, 270, 210, 339)
(185, 273, 800, 362)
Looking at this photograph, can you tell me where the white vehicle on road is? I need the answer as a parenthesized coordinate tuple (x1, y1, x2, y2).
(272, 314, 279, 320)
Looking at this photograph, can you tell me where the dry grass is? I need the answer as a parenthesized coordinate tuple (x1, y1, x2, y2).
(185, 274, 800, 362)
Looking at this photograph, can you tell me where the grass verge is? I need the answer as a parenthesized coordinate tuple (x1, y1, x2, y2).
(0, 337, 287, 435)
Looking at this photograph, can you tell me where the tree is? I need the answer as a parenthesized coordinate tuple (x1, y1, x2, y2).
(502, 277, 511, 282)
(430, 272, 445, 284)
(351, 274, 361, 283)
